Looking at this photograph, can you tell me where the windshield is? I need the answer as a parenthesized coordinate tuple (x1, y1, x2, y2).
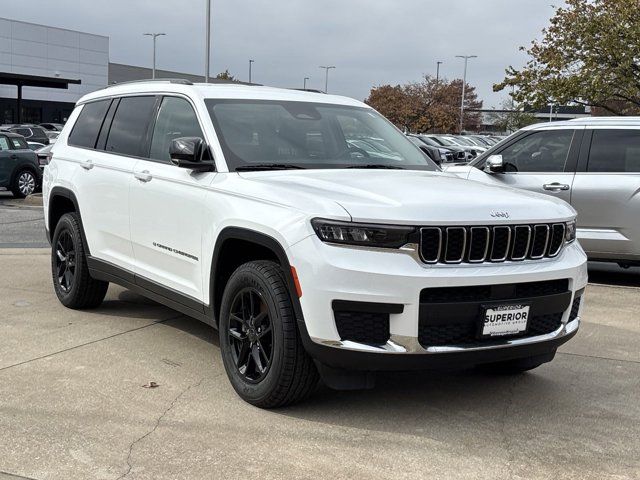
(205, 100, 438, 171)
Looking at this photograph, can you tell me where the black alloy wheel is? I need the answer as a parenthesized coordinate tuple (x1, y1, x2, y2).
(227, 287, 274, 382)
(55, 230, 76, 293)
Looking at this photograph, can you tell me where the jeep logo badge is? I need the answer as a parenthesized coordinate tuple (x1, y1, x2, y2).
(491, 211, 510, 219)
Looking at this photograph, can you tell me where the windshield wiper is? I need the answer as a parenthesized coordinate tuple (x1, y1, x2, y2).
(235, 163, 306, 171)
(345, 164, 405, 170)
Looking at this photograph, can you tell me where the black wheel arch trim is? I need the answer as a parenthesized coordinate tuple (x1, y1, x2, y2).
(208, 227, 305, 329)
(48, 187, 89, 251)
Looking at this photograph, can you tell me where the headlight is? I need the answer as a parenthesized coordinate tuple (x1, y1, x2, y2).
(311, 219, 415, 248)
(565, 220, 576, 243)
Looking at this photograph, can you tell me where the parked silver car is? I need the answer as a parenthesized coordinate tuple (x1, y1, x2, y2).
(446, 118, 640, 267)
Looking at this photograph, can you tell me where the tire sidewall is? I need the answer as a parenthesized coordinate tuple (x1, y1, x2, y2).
(51, 214, 85, 306)
(219, 264, 289, 404)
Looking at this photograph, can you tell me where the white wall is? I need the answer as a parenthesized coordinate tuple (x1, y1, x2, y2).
(0, 18, 109, 103)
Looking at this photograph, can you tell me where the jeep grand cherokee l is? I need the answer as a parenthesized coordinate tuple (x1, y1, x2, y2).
(43, 80, 587, 408)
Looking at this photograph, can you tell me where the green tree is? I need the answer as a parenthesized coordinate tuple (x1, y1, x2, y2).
(495, 0, 640, 115)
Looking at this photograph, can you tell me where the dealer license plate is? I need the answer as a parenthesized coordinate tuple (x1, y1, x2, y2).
(481, 304, 530, 338)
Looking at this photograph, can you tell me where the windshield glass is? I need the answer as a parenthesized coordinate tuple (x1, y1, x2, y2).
(205, 100, 438, 171)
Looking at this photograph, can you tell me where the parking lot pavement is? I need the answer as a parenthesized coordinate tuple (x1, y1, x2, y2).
(0, 250, 638, 480)
(0, 191, 47, 248)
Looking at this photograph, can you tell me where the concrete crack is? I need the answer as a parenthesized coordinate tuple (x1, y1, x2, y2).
(115, 377, 204, 480)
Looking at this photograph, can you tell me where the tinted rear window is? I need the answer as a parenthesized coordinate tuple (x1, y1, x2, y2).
(105, 96, 156, 157)
(13, 128, 31, 137)
(10, 137, 28, 149)
(588, 129, 640, 173)
(69, 100, 111, 148)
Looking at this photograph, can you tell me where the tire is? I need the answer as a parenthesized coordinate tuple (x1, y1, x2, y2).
(475, 351, 556, 375)
(219, 260, 319, 408)
(51, 212, 109, 309)
(11, 169, 37, 198)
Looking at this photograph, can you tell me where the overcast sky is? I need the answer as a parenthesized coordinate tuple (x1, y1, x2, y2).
(5, 0, 561, 108)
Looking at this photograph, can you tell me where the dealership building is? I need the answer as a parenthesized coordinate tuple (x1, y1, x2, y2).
(0, 18, 211, 125)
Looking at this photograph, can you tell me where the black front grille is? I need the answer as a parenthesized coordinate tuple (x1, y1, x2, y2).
(420, 222, 567, 264)
(418, 279, 571, 348)
(419, 313, 563, 347)
(334, 311, 390, 345)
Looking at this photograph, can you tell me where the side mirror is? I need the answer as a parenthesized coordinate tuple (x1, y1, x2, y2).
(418, 145, 441, 166)
(169, 137, 215, 172)
(485, 154, 505, 173)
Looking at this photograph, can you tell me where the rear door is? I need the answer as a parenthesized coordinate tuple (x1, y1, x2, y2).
(70, 96, 157, 271)
(570, 128, 640, 261)
(129, 95, 216, 301)
(467, 127, 581, 204)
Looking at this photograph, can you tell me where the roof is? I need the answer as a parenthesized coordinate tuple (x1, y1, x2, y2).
(77, 80, 366, 108)
(0, 72, 81, 89)
(523, 116, 640, 130)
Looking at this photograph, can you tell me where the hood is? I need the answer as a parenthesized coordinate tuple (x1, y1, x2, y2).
(238, 169, 576, 225)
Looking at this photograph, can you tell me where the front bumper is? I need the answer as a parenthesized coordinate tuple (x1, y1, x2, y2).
(289, 235, 588, 370)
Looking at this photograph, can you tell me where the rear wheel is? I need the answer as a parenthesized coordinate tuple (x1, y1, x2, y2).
(11, 169, 37, 198)
(219, 261, 318, 408)
(51, 212, 109, 309)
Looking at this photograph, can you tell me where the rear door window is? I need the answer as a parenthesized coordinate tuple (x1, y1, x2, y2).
(10, 137, 28, 149)
(69, 100, 111, 149)
(105, 96, 157, 157)
(0, 136, 9, 150)
(587, 129, 640, 173)
(497, 130, 574, 172)
(13, 128, 32, 138)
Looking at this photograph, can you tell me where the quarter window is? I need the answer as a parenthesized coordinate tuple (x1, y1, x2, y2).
(587, 129, 640, 173)
(498, 130, 574, 173)
(105, 96, 157, 157)
(69, 100, 111, 149)
(149, 97, 204, 162)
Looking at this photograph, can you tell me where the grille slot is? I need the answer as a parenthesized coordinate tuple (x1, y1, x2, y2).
(548, 224, 566, 257)
(418, 223, 566, 264)
(444, 227, 466, 263)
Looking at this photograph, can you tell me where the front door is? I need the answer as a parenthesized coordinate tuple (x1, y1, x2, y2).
(129, 96, 216, 302)
(467, 128, 580, 205)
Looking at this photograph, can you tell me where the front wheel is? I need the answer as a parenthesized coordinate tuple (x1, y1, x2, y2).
(219, 261, 318, 408)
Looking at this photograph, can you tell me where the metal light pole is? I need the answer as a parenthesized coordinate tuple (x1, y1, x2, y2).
(249, 59, 254, 83)
(303, 77, 309, 89)
(455, 55, 477, 133)
(436, 61, 442, 83)
(319, 66, 335, 93)
(205, 0, 211, 82)
(143, 33, 166, 79)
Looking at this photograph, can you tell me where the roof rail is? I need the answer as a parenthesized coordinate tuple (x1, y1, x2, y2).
(106, 78, 193, 88)
(289, 88, 326, 94)
(568, 116, 640, 122)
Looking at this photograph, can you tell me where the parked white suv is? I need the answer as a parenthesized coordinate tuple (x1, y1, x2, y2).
(43, 80, 587, 407)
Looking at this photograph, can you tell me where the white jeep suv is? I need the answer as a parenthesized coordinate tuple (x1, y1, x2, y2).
(43, 80, 588, 407)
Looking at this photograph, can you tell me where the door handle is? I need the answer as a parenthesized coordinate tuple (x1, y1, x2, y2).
(543, 182, 570, 191)
(10, 154, 17, 160)
(134, 170, 152, 182)
(80, 159, 94, 170)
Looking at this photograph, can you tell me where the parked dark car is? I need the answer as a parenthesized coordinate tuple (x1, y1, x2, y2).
(8, 125, 50, 145)
(0, 132, 41, 197)
(39, 123, 65, 131)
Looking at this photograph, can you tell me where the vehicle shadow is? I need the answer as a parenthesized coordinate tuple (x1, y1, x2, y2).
(587, 261, 640, 288)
